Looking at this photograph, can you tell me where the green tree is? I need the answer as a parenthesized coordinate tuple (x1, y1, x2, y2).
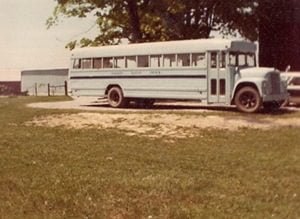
(47, 0, 169, 48)
(258, 0, 300, 71)
(48, 0, 300, 70)
(47, 0, 255, 48)
(157, 0, 258, 40)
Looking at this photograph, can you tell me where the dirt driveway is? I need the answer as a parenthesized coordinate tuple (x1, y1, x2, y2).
(27, 97, 221, 112)
(26, 97, 300, 139)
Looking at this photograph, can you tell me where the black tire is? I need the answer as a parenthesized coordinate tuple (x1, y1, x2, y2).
(234, 86, 262, 113)
(107, 87, 127, 108)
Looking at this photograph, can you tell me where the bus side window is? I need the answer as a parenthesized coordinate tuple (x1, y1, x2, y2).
(93, 58, 102, 69)
(178, 54, 190, 67)
(247, 54, 255, 67)
(210, 52, 217, 68)
(103, 57, 113, 68)
(73, 59, 81, 69)
(220, 79, 226, 95)
(150, 55, 162, 68)
(81, 58, 92, 69)
(192, 53, 206, 68)
(211, 79, 217, 95)
(220, 52, 226, 68)
(114, 57, 125, 68)
(229, 53, 237, 66)
(137, 55, 149, 67)
(238, 54, 246, 66)
(126, 56, 137, 68)
(164, 54, 176, 67)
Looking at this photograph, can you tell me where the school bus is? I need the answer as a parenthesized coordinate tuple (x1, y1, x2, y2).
(69, 39, 288, 113)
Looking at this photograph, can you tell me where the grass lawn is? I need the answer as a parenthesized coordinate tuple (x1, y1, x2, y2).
(0, 97, 299, 218)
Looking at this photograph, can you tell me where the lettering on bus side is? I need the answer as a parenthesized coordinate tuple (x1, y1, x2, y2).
(131, 71, 142, 75)
(150, 71, 160, 75)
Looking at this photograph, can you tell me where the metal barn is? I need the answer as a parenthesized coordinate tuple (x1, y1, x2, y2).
(21, 69, 68, 96)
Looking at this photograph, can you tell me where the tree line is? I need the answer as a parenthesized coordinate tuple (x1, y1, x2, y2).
(48, 0, 300, 71)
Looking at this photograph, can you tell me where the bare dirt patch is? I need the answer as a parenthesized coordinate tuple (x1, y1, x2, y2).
(25, 112, 300, 139)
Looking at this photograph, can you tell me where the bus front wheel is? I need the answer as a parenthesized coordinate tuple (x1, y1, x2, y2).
(107, 87, 127, 108)
(234, 86, 262, 113)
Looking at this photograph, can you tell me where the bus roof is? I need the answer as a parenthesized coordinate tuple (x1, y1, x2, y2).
(71, 39, 257, 58)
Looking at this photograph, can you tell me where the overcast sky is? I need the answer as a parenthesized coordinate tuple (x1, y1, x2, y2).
(0, 0, 98, 75)
(0, 0, 241, 81)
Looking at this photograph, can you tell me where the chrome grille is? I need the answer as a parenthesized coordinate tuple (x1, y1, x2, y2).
(270, 73, 281, 94)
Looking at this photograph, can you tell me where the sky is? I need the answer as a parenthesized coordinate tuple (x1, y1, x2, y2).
(0, 0, 98, 80)
(0, 0, 242, 81)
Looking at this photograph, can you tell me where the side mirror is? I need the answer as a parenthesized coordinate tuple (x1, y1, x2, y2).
(285, 65, 291, 72)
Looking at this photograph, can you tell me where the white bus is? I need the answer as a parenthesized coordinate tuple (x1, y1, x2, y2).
(69, 39, 288, 113)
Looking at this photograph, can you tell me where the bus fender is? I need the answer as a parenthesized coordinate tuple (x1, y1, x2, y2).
(105, 84, 124, 95)
(231, 79, 263, 104)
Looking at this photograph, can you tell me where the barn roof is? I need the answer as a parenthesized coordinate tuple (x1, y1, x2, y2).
(21, 68, 68, 76)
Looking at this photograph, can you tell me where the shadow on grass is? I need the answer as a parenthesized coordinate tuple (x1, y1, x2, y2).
(260, 107, 298, 116)
(83, 100, 235, 111)
(83, 100, 299, 116)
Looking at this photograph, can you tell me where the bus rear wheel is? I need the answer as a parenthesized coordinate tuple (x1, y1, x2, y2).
(234, 86, 262, 113)
(107, 87, 127, 108)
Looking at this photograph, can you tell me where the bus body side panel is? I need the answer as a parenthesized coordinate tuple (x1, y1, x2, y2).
(69, 68, 208, 100)
(123, 68, 207, 100)
(69, 69, 107, 96)
(123, 78, 207, 100)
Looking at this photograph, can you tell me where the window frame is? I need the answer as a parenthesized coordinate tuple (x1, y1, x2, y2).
(150, 54, 163, 68)
(191, 53, 206, 68)
(114, 56, 126, 68)
(93, 57, 102, 69)
(163, 54, 177, 68)
(126, 56, 137, 68)
(73, 59, 81, 69)
(103, 57, 114, 69)
(137, 55, 149, 68)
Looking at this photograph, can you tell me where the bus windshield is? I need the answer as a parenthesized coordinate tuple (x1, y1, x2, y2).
(229, 52, 256, 67)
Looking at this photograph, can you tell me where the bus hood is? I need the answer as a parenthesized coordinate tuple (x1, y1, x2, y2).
(239, 67, 279, 78)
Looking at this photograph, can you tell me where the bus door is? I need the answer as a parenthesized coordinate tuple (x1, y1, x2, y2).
(207, 51, 227, 104)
